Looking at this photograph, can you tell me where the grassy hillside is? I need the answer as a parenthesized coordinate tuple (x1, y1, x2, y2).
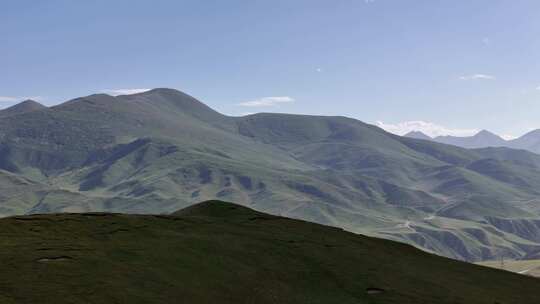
(0, 200, 539, 304)
(2, 88, 540, 261)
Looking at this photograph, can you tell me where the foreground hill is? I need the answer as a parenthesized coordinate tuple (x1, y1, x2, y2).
(3, 88, 540, 260)
(0, 200, 539, 304)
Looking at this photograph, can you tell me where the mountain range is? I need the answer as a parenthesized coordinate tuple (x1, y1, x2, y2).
(2, 88, 540, 261)
(405, 129, 540, 153)
(1, 200, 538, 304)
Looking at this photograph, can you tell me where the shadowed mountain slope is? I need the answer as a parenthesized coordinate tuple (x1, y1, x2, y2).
(0, 200, 539, 304)
(2, 88, 540, 261)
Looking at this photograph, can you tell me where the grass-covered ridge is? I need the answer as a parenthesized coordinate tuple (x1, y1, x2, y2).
(0, 200, 539, 304)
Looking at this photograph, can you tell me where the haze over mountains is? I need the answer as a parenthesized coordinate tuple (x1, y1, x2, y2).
(3, 88, 540, 261)
(404, 129, 540, 153)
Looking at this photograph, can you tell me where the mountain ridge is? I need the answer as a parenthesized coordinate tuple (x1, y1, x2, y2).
(404, 128, 540, 154)
(2, 88, 540, 261)
(432, 130, 506, 149)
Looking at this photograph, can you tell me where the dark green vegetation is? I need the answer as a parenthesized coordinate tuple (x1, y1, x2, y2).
(1, 200, 539, 304)
(2, 88, 540, 261)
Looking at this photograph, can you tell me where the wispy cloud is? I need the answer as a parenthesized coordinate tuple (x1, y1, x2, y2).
(104, 88, 151, 96)
(0, 95, 43, 102)
(0, 96, 18, 102)
(237, 96, 295, 107)
(375, 120, 480, 137)
(459, 74, 496, 81)
(482, 37, 490, 45)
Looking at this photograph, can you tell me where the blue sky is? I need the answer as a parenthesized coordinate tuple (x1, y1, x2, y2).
(1, 0, 540, 138)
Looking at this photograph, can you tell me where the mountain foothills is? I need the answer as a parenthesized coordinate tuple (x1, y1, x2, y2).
(3, 88, 540, 261)
(1, 200, 539, 304)
(405, 129, 540, 152)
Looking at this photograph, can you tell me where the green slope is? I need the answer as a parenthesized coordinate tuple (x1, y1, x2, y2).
(2, 88, 540, 261)
(0, 200, 539, 304)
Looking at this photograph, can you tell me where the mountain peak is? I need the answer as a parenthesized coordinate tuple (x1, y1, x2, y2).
(118, 88, 230, 124)
(519, 129, 540, 139)
(508, 129, 540, 150)
(433, 129, 506, 148)
(475, 130, 500, 138)
(0, 99, 46, 117)
(124, 88, 191, 99)
(473, 130, 506, 143)
(142, 88, 182, 95)
(404, 131, 432, 140)
(122, 87, 196, 100)
(12, 99, 45, 109)
(20, 99, 43, 105)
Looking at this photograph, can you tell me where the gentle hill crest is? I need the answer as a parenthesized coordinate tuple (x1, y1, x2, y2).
(0, 200, 539, 304)
(172, 200, 268, 218)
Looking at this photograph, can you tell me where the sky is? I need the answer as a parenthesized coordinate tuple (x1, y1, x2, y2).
(1, 0, 540, 139)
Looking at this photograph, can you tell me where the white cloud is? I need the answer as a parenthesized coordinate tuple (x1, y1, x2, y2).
(0, 96, 18, 102)
(237, 96, 295, 107)
(482, 37, 490, 45)
(535, 85, 540, 91)
(459, 74, 496, 81)
(104, 88, 151, 96)
(375, 120, 480, 137)
(316, 68, 323, 72)
(501, 134, 517, 140)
